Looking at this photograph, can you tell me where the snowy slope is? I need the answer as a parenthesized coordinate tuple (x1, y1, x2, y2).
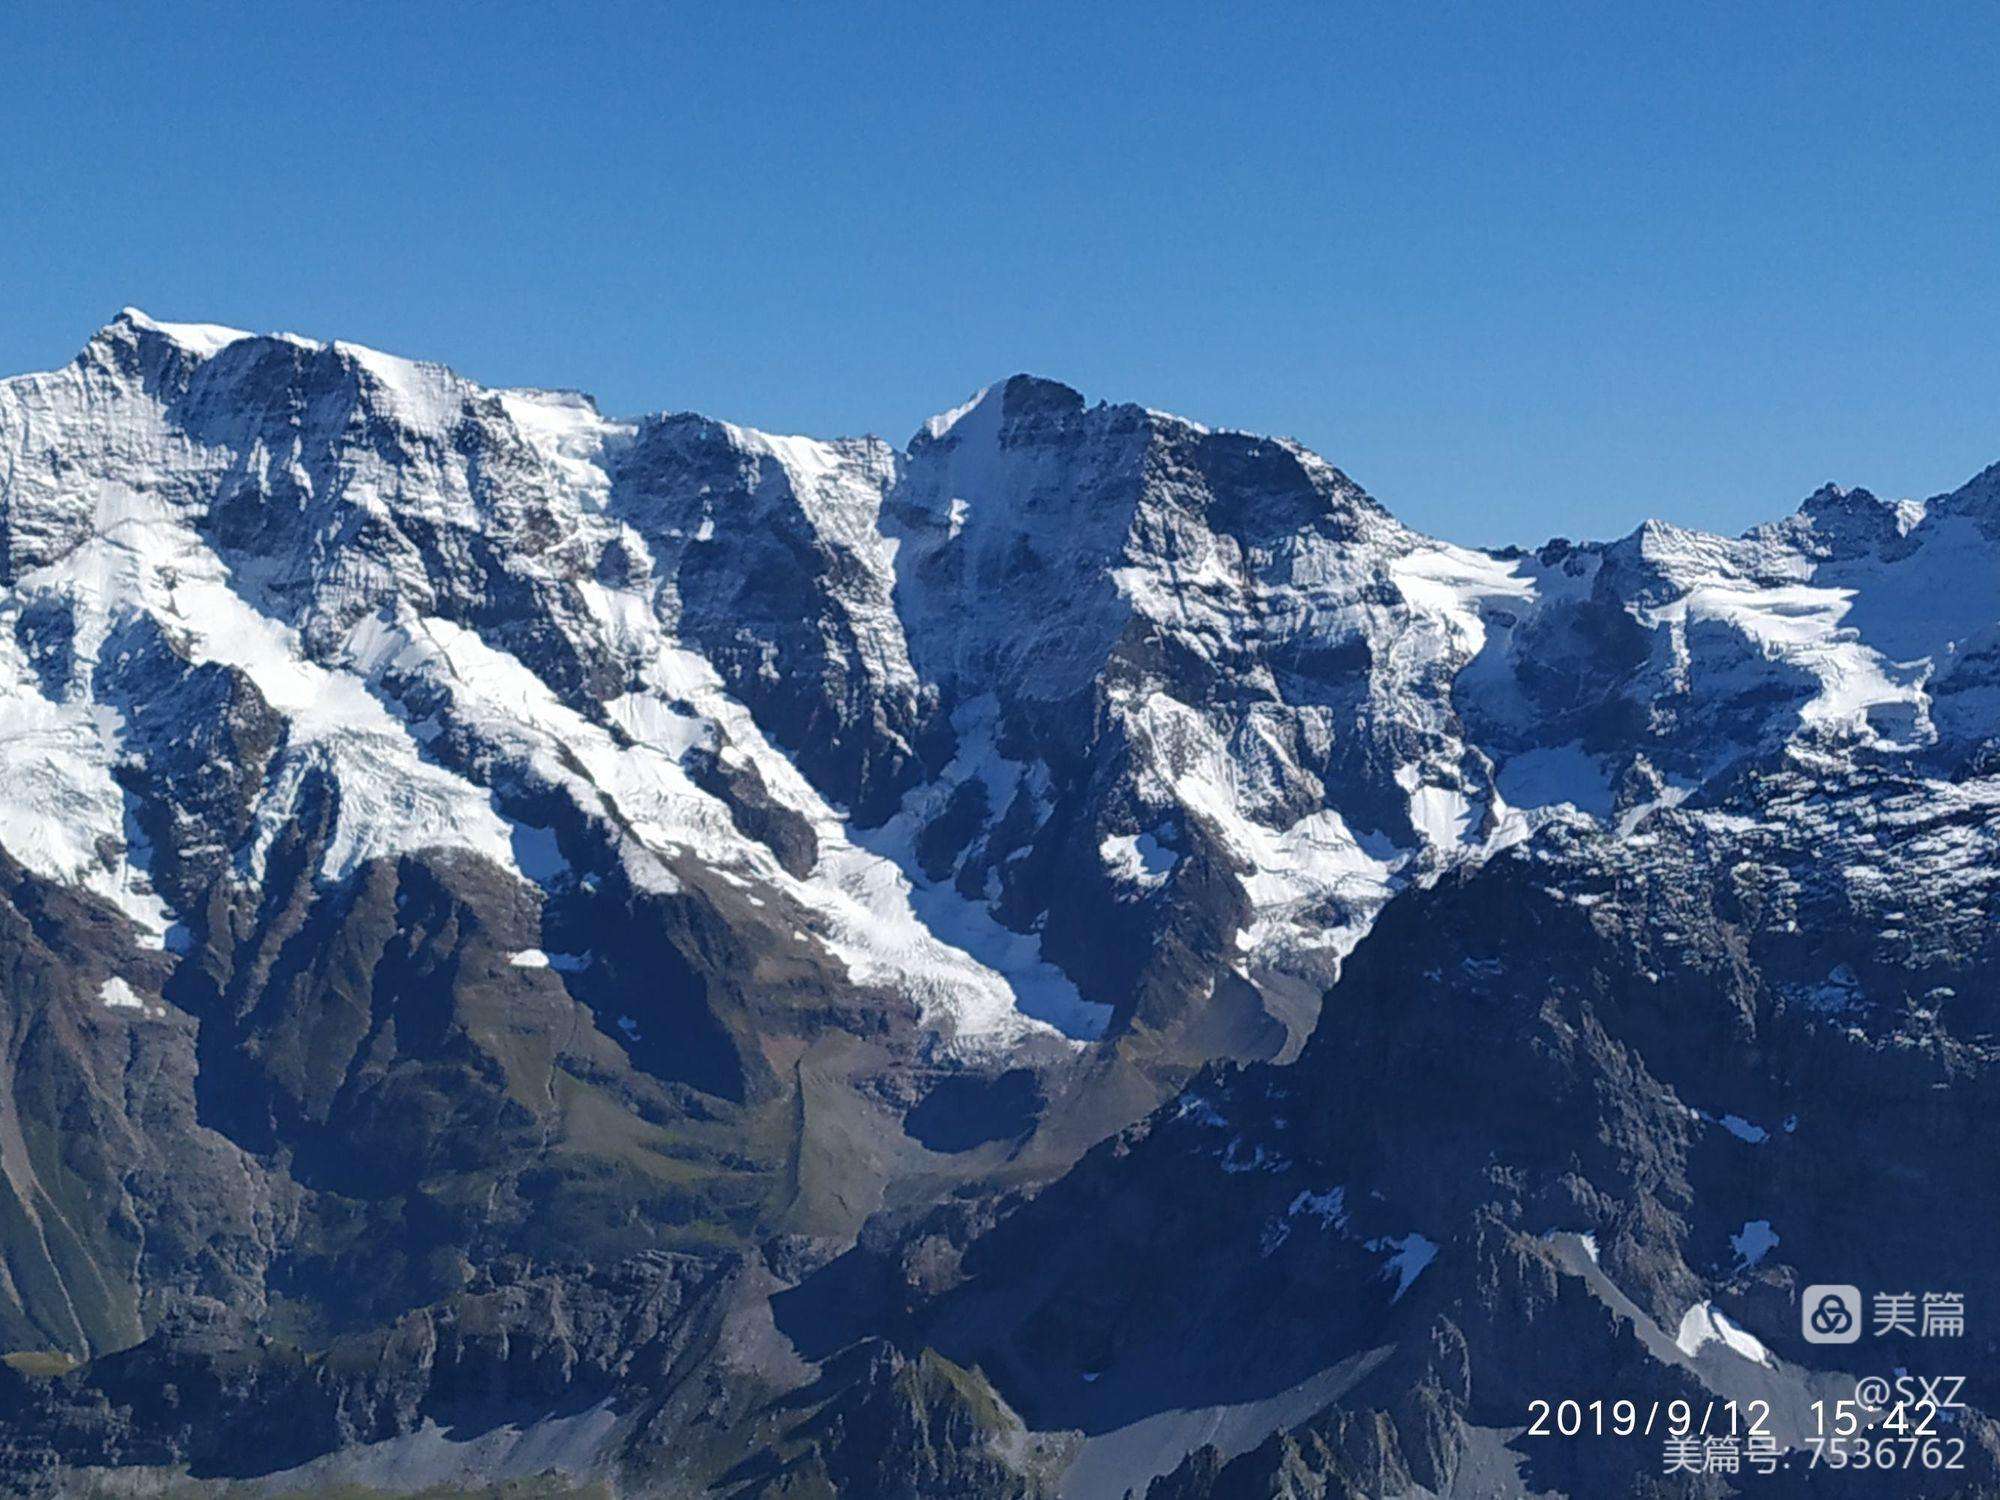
(0, 314, 1085, 1052)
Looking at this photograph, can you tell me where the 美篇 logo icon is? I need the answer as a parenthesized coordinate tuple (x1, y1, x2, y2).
(1802, 1284, 1862, 1345)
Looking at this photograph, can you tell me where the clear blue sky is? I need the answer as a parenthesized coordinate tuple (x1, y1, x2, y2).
(5, 3, 1999, 545)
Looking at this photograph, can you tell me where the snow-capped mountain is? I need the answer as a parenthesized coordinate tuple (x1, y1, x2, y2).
(12, 313, 1989, 1060)
(2, 313, 1997, 1497)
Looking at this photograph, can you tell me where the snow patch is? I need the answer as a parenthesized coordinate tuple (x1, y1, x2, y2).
(99, 976, 144, 1010)
(122, 310, 251, 358)
(1674, 1302, 1771, 1365)
(1101, 827, 1177, 888)
(335, 340, 462, 430)
(1370, 1233, 1439, 1300)
(1408, 781, 1476, 851)
(495, 388, 626, 510)
(1132, 691, 1397, 984)
(1389, 544, 1536, 661)
(922, 387, 991, 441)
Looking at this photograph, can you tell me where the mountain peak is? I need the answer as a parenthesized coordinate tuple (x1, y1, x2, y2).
(1796, 480, 1883, 516)
(1788, 479, 1927, 552)
(993, 371, 1086, 418)
(915, 373, 1086, 448)
(100, 307, 259, 360)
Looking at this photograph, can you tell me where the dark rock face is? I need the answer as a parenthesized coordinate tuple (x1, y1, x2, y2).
(882, 749, 2000, 1497)
(612, 413, 947, 828)
(3, 315, 2000, 1496)
(0, 852, 273, 1361)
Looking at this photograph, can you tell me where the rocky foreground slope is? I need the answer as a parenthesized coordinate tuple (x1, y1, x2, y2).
(0, 313, 1996, 1496)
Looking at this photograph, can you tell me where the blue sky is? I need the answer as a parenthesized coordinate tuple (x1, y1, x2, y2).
(5, 2, 1999, 544)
